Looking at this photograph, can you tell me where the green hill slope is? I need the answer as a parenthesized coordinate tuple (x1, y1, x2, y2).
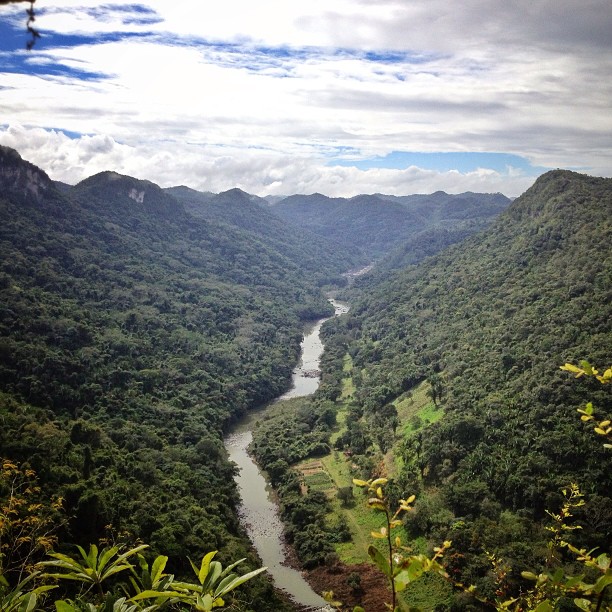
(270, 190, 511, 263)
(0, 145, 356, 606)
(166, 185, 362, 287)
(325, 170, 612, 602)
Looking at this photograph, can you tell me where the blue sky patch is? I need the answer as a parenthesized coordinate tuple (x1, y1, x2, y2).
(331, 151, 550, 175)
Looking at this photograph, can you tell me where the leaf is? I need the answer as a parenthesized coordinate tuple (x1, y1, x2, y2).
(213, 566, 267, 598)
(97, 546, 119, 573)
(116, 544, 148, 563)
(371, 478, 388, 487)
(129, 589, 184, 602)
(533, 601, 554, 612)
(573, 599, 591, 611)
(201, 560, 222, 592)
(199, 593, 214, 612)
(593, 571, 612, 594)
(367, 498, 386, 511)
(20, 592, 37, 612)
(368, 545, 390, 577)
(150, 555, 168, 585)
(560, 363, 584, 376)
(218, 557, 246, 580)
(352, 479, 368, 487)
(394, 559, 425, 591)
(197, 551, 217, 585)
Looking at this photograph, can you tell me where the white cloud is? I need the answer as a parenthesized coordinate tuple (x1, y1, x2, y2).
(0, 0, 610, 197)
(0, 124, 538, 197)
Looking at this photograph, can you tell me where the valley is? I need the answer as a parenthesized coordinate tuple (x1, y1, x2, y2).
(0, 146, 611, 611)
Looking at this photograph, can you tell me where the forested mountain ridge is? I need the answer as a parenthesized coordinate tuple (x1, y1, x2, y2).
(323, 169, 612, 600)
(74, 170, 186, 219)
(269, 190, 511, 264)
(0, 146, 360, 608)
(166, 184, 367, 281)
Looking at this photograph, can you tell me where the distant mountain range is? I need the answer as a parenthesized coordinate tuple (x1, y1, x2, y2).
(267, 190, 511, 265)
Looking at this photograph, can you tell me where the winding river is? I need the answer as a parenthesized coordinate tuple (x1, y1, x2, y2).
(224, 299, 348, 610)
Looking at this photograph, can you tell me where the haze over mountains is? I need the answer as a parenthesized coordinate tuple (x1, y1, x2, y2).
(0, 145, 610, 610)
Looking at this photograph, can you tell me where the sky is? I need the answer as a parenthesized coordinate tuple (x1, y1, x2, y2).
(1, 1, 611, 198)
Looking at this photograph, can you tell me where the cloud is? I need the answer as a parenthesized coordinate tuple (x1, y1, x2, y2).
(0, 1, 610, 197)
(0, 124, 539, 197)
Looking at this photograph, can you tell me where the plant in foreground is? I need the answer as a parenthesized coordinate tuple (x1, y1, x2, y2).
(332, 478, 450, 612)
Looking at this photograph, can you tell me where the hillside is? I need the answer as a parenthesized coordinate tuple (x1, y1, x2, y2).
(269, 190, 511, 264)
(320, 170, 612, 604)
(166, 185, 366, 283)
(0, 146, 358, 608)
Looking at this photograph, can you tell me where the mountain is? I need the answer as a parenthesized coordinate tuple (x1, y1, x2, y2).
(325, 170, 612, 600)
(270, 190, 511, 263)
(166, 185, 365, 283)
(74, 170, 185, 219)
(0, 147, 357, 607)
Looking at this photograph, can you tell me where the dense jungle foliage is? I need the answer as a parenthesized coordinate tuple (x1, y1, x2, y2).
(316, 170, 612, 607)
(3, 142, 611, 610)
(269, 191, 511, 264)
(0, 145, 363, 609)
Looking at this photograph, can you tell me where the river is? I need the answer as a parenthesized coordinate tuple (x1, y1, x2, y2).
(223, 299, 348, 610)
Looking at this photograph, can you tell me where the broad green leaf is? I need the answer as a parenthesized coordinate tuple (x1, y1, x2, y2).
(116, 545, 148, 563)
(214, 573, 238, 595)
(213, 566, 267, 598)
(573, 600, 591, 611)
(593, 571, 612, 593)
(201, 561, 222, 592)
(129, 589, 185, 602)
(198, 551, 217, 585)
(199, 593, 214, 612)
(97, 547, 119, 573)
(84, 544, 99, 569)
(150, 555, 168, 585)
(218, 557, 245, 580)
(533, 601, 554, 612)
(368, 545, 390, 577)
(99, 564, 133, 582)
(19, 592, 37, 612)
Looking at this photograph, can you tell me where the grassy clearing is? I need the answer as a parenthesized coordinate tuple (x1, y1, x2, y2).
(295, 360, 446, 575)
(341, 354, 355, 399)
(394, 381, 444, 436)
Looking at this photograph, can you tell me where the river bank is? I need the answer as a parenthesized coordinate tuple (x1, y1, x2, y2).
(224, 299, 347, 610)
